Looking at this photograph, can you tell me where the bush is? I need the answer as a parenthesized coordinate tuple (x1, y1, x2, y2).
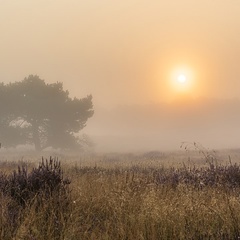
(0, 157, 71, 239)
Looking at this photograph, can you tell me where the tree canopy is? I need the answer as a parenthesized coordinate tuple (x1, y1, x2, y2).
(0, 75, 94, 151)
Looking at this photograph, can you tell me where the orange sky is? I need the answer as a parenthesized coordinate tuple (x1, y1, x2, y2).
(1, 0, 240, 107)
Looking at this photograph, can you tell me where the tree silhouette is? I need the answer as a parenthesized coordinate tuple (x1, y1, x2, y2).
(0, 75, 94, 151)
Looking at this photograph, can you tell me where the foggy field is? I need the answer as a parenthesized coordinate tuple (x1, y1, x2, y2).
(2, 1, 240, 239)
(1, 149, 240, 239)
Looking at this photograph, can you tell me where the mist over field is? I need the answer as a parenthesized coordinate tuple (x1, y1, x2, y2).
(85, 97, 240, 152)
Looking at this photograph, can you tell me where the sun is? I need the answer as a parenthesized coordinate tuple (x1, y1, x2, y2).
(153, 62, 199, 102)
(177, 74, 187, 83)
(169, 66, 195, 99)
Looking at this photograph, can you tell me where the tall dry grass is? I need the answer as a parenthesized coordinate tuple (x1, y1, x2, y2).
(0, 151, 240, 239)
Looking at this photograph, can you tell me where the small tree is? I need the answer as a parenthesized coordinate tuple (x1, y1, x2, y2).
(1, 75, 94, 151)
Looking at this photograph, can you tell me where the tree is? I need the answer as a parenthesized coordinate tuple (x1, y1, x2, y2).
(0, 83, 28, 147)
(0, 75, 94, 151)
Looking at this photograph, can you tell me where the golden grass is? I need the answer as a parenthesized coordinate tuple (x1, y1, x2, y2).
(0, 150, 240, 239)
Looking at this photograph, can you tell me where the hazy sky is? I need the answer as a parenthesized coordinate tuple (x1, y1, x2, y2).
(1, 0, 240, 107)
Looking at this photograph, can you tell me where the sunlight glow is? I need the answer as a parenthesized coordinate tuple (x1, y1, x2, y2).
(168, 66, 196, 101)
(153, 60, 201, 103)
(177, 74, 187, 83)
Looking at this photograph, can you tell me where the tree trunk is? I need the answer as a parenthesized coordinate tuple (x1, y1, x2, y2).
(32, 120, 41, 151)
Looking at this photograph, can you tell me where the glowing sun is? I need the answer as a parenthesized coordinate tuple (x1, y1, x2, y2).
(170, 67, 195, 97)
(177, 74, 187, 83)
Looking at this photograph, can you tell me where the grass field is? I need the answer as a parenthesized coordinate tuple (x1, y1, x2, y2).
(1, 147, 240, 239)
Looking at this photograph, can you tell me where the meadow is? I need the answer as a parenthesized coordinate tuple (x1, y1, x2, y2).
(1, 146, 240, 239)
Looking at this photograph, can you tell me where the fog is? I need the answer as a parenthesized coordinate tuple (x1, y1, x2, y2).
(1, 1, 240, 152)
(84, 97, 240, 152)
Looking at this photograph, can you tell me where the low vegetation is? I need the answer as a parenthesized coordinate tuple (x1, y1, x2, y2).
(1, 150, 240, 239)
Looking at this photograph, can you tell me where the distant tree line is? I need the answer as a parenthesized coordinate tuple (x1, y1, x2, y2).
(0, 75, 94, 151)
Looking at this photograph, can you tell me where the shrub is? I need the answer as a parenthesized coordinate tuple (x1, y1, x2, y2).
(0, 157, 71, 239)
